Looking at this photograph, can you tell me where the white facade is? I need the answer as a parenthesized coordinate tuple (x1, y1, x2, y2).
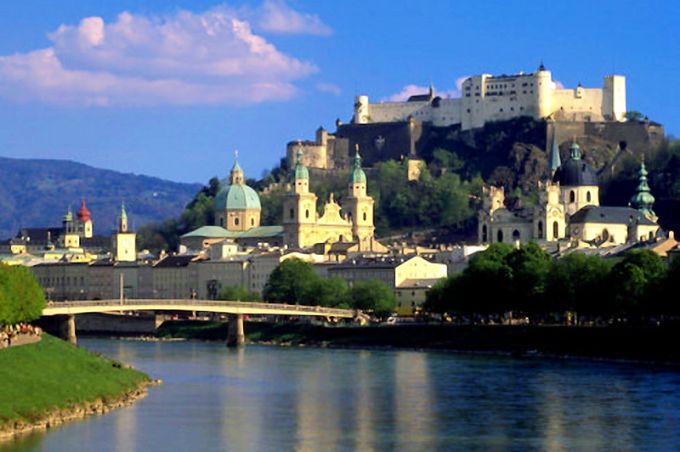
(354, 68, 626, 130)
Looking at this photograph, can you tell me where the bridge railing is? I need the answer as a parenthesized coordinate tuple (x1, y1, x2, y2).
(45, 299, 356, 317)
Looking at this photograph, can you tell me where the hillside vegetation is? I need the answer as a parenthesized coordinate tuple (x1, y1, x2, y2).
(0, 157, 201, 240)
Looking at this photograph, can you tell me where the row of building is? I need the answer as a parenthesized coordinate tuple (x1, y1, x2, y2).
(2, 134, 678, 316)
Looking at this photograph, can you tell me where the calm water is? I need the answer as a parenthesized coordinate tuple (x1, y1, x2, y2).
(5, 339, 680, 451)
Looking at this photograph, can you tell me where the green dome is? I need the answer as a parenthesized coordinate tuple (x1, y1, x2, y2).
(291, 147, 309, 181)
(630, 161, 656, 217)
(349, 150, 366, 184)
(214, 182, 261, 211)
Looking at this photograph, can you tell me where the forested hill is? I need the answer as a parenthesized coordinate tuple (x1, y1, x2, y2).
(0, 156, 201, 240)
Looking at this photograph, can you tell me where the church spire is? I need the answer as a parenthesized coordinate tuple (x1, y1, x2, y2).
(630, 157, 656, 218)
(549, 133, 561, 175)
(119, 202, 128, 233)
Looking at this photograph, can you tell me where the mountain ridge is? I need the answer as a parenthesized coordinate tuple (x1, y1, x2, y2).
(0, 155, 202, 240)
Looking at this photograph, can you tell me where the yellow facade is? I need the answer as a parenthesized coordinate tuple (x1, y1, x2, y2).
(283, 148, 380, 252)
(114, 233, 136, 262)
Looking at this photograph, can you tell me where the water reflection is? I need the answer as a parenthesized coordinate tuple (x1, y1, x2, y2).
(7, 340, 680, 451)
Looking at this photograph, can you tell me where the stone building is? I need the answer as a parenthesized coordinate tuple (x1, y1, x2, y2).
(354, 64, 626, 130)
(478, 142, 660, 247)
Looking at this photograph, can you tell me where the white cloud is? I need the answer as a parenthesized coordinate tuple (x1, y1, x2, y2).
(255, 0, 332, 36)
(0, 4, 325, 107)
(384, 83, 462, 102)
(316, 82, 341, 96)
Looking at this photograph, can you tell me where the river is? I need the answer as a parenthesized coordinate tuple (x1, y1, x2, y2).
(5, 338, 680, 451)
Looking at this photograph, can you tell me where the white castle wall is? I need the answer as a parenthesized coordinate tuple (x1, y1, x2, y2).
(354, 68, 626, 130)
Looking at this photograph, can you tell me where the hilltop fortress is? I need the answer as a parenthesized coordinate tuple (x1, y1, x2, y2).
(288, 65, 663, 171)
(354, 63, 626, 129)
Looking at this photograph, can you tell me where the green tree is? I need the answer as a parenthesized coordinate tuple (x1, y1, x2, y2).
(218, 285, 260, 302)
(423, 275, 461, 314)
(545, 253, 612, 315)
(263, 259, 318, 304)
(349, 279, 396, 318)
(306, 277, 351, 308)
(0, 264, 46, 325)
(504, 243, 552, 314)
(609, 250, 666, 315)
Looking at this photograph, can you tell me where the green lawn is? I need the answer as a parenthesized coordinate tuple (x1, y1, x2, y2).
(0, 335, 149, 428)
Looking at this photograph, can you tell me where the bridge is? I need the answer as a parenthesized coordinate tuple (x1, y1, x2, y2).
(42, 299, 357, 347)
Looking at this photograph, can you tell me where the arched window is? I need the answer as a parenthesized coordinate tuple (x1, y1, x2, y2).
(512, 229, 520, 241)
(220, 217, 224, 227)
(569, 190, 576, 203)
(497, 230, 504, 243)
(363, 212, 367, 221)
(251, 217, 255, 226)
(602, 229, 610, 241)
(649, 231, 654, 240)
(553, 221, 559, 239)
(305, 209, 310, 219)
(482, 224, 488, 243)
(234, 217, 240, 226)
(537, 221, 544, 239)
(289, 208, 294, 219)
(586, 191, 592, 203)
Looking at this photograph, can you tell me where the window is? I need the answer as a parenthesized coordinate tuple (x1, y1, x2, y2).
(305, 209, 310, 219)
(553, 221, 559, 240)
(587, 191, 592, 202)
(220, 217, 224, 227)
(537, 221, 544, 239)
(602, 229, 610, 241)
(289, 208, 294, 219)
(251, 217, 255, 226)
(497, 230, 504, 243)
(569, 190, 576, 203)
(512, 229, 520, 241)
(363, 212, 367, 221)
(482, 224, 488, 242)
(234, 217, 239, 226)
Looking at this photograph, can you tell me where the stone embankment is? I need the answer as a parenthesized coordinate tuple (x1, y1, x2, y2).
(0, 379, 161, 442)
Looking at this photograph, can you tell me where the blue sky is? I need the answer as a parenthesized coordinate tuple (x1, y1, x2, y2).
(0, 0, 678, 184)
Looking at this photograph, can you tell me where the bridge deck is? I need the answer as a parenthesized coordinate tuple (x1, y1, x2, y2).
(42, 299, 356, 318)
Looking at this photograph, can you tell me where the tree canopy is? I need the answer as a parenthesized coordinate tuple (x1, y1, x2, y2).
(262, 259, 395, 315)
(424, 244, 675, 322)
(0, 264, 46, 325)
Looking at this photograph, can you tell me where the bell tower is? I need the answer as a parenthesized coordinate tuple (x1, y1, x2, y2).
(344, 146, 375, 248)
(283, 146, 318, 248)
(113, 202, 136, 262)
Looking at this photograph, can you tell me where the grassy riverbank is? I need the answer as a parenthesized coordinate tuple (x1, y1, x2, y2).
(0, 334, 151, 436)
(157, 320, 680, 363)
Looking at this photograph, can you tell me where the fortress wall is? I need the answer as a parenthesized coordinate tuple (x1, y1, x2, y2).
(367, 101, 429, 122)
(551, 88, 604, 121)
(431, 98, 462, 126)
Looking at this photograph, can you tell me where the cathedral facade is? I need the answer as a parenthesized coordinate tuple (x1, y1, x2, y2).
(283, 147, 380, 251)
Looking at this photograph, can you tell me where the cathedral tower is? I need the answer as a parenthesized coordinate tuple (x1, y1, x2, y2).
(283, 147, 318, 248)
(344, 147, 375, 248)
(534, 181, 566, 241)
